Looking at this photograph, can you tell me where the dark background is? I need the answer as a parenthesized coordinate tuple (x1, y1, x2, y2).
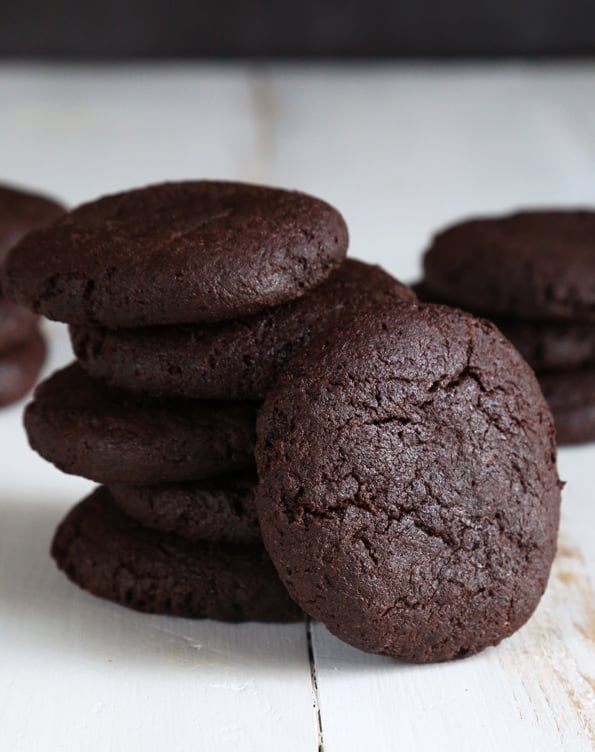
(1, 0, 595, 58)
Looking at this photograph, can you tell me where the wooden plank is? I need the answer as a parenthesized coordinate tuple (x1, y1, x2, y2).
(268, 65, 595, 751)
(0, 64, 265, 204)
(0, 67, 317, 752)
(1, 63, 595, 750)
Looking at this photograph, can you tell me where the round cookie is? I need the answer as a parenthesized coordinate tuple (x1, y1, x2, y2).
(255, 300, 561, 663)
(413, 281, 595, 372)
(0, 300, 39, 352)
(0, 184, 64, 349)
(70, 260, 416, 400)
(4, 181, 349, 327)
(110, 471, 260, 545)
(51, 487, 301, 623)
(538, 368, 595, 445)
(0, 183, 64, 262)
(423, 210, 595, 321)
(0, 331, 46, 407)
(25, 363, 257, 484)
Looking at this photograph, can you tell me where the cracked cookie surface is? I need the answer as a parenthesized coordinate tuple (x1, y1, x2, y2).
(255, 301, 561, 662)
(4, 181, 348, 326)
(52, 486, 301, 622)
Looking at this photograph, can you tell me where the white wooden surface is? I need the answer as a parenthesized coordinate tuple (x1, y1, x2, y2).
(0, 64, 594, 751)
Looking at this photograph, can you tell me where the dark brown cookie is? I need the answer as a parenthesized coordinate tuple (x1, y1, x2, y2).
(0, 184, 64, 349)
(414, 281, 595, 372)
(497, 319, 595, 372)
(423, 210, 595, 321)
(4, 181, 349, 327)
(255, 300, 561, 663)
(0, 300, 39, 353)
(0, 330, 46, 407)
(538, 368, 595, 445)
(0, 183, 64, 264)
(70, 259, 416, 400)
(109, 471, 260, 545)
(25, 363, 257, 484)
(51, 487, 301, 623)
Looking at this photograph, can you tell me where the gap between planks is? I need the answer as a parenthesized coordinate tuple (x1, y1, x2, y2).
(307, 617, 325, 752)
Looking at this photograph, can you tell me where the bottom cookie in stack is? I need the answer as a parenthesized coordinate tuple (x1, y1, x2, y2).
(52, 486, 301, 623)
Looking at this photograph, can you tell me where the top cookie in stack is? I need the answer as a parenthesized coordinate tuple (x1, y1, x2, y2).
(419, 210, 595, 445)
(5, 180, 415, 624)
(4, 181, 349, 326)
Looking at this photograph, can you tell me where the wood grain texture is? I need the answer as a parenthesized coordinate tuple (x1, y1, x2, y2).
(0, 64, 594, 751)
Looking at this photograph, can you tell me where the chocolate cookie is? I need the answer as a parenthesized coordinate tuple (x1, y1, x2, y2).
(538, 368, 595, 445)
(0, 183, 64, 263)
(0, 300, 39, 352)
(498, 319, 595, 372)
(0, 184, 64, 349)
(423, 210, 595, 321)
(25, 363, 257, 484)
(52, 487, 301, 623)
(110, 471, 260, 545)
(70, 260, 416, 400)
(255, 300, 561, 663)
(413, 281, 595, 372)
(0, 331, 46, 407)
(4, 181, 348, 327)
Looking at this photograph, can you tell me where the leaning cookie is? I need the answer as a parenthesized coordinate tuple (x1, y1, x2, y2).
(0, 331, 46, 407)
(70, 259, 416, 400)
(4, 181, 348, 327)
(25, 363, 257, 484)
(255, 300, 561, 663)
(51, 487, 301, 623)
(109, 471, 260, 545)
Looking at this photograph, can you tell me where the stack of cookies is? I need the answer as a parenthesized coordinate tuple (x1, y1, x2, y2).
(4, 181, 410, 624)
(0, 184, 64, 408)
(418, 211, 595, 445)
(4, 181, 562, 663)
